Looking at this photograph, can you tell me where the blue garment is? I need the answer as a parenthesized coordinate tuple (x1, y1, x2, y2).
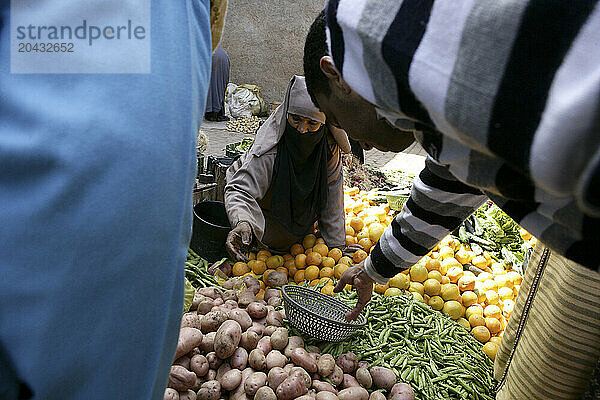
(0, 1, 212, 399)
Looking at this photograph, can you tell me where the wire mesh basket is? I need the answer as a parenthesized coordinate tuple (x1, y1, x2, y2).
(281, 285, 366, 342)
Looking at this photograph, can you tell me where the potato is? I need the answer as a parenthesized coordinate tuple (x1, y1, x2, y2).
(164, 388, 180, 400)
(254, 386, 277, 400)
(283, 363, 295, 374)
(216, 364, 232, 383)
(174, 355, 191, 370)
(198, 287, 222, 300)
(276, 375, 308, 400)
(201, 310, 228, 333)
(330, 366, 344, 386)
(200, 332, 216, 353)
(244, 372, 268, 396)
(270, 327, 289, 351)
(312, 380, 337, 394)
(284, 336, 305, 358)
(192, 375, 205, 391)
(191, 292, 208, 311)
(243, 275, 261, 295)
(267, 367, 288, 390)
(306, 346, 319, 354)
(265, 350, 287, 370)
(290, 367, 312, 388)
(206, 352, 223, 369)
(228, 309, 253, 331)
(355, 368, 372, 389)
(214, 320, 242, 359)
(206, 369, 217, 381)
(232, 367, 255, 398)
(181, 312, 203, 330)
(247, 322, 265, 337)
(220, 369, 243, 391)
(264, 325, 278, 336)
(197, 380, 221, 400)
(291, 348, 318, 373)
(316, 392, 339, 400)
(317, 354, 336, 378)
(257, 336, 272, 355)
(263, 288, 280, 303)
(265, 310, 283, 327)
(222, 277, 242, 290)
(237, 290, 257, 308)
(342, 374, 360, 389)
(197, 300, 214, 315)
(249, 348, 266, 370)
(358, 362, 369, 371)
(267, 297, 282, 307)
(179, 390, 196, 400)
(309, 353, 320, 362)
(240, 331, 260, 351)
(264, 270, 288, 288)
(212, 297, 224, 307)
(225, 299, 239, 308)
(175, 327, 203, 360)
(231, 347, 249, 370)
(168, 365, 196, 391)
(369, 367, 396, 391)
(369, 392, 386, 400)
(338, 387, 369, 400)
(247, 302, 268, 319)
(389, 383, 415, 400)
(336, 353, 358, 374)
(296, 395, 314, 400)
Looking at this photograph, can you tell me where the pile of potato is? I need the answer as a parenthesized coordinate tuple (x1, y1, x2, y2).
(164, 275, 414, 400)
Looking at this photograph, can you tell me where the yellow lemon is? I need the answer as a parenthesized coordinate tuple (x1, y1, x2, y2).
(498, 286, 514, 301)
(334, 263, 349, 280)
(485, 290, 500, 305)
(471, 326, 491, 343)
(465, 304, 484, 320)
(457, 317, 471, 331)
(426, 259, 442, 272)
(349, 217, 364, 233)
(482, 342, 499, 361)
(384, 287, 402, 297)
(446, 266, 464, 283)
(438, 246, 455, 260)
(389, 274, 410, 290)
(423, 279, 442, 296)
(442, 257, 463, 271)
(442, 300, 464, 320)
(428, 270, 443, 283)
(454, 249, 472, 264)
(461, 291, 478, 307)
(410, 291, 425, 302)
(428, 296, 444, 311)
(302, 234, 317, 249)
(409, 282, 425, 296)
(468, 314, 486, 327)
(484, 304, 502, 320)
(485, 317, 502, 334)
(368, 223, 385, 243)
(482, 279, 499, 292)
(410, 264, 429, 283)
(441, 284, 461, 301)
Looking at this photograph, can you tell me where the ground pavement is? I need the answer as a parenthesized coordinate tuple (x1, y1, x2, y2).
(200, 119, 427, 175)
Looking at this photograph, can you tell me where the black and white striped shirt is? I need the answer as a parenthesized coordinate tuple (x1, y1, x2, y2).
(326, 0, 600, 280)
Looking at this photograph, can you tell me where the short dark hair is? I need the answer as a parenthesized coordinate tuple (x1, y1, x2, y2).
(304, 10, 331, 109)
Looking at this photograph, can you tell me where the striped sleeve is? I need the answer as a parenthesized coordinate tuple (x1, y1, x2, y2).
(365, 157, 487, 283)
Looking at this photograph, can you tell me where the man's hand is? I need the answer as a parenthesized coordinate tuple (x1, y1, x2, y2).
(226, 221, 253, 262)
(333, 261, 374, 321)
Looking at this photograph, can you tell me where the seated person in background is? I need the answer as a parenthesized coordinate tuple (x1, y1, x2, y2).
(225, 75, 351, 260)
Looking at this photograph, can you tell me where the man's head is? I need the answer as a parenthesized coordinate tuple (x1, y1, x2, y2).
(304, 10, 414, 152)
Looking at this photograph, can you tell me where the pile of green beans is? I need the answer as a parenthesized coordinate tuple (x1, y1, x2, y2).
(319, 292, 496, 400)
(185, 248, 218, 288)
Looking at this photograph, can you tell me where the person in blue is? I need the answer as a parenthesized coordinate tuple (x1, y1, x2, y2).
(0, 1, 214, 399)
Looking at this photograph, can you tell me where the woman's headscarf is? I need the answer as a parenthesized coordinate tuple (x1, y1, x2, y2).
(250, 76, 332, 236)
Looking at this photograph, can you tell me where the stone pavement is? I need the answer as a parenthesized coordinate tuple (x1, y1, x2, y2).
(200, 119, 427, 174)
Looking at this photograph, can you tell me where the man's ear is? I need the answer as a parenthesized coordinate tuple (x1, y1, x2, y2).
(319, 56, 352, 96)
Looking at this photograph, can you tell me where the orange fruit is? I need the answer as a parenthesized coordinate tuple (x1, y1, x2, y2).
(233, 262, 250, 276)
(427, 270, 443, 283)
(313, 243, 329, 257)
(471, 326, 491, 343)
(357, 238, 373, 253)
(293, 270, 306, 283)
(423, 279, 442, 296)
(284, 259, 295, 270)
(315, 237, 326, 245)
(302, 234, 317, 249)
(454, 250, 472, 264)
(461, 291, 478, 307)
(468, 314, 485, 327)
(256, 250, 272, 262)
(319, 267, 335, 279)
(345, 225, 355, 236)
(368, 223, 385, 242)
(410, 264, 429, 283)
(282, 253, 293, 261)
(457, 318, 471, 331)
(306, 252, 323, 266)
(485, 290, 500, 305)
(438, 246, 454, 260)
(266, 255, 284, 269)
(276, 266, 287, 275)
(485, 317, 502, 334)
(484, 305, 502, 320)
(349, 217, 365, 233)
(426, 258, 441, 272)
(352, 249, 368, 264)
(309, 279, 320, 287)
(305, 265, 320, 281)
(507, 270, 522, 286)
(328, 248, 343, 262)
(321, 285, 335, 295)
(334, 263, 349, 279)
(409, 282, 425, 296)
(287, 265, 298, 278)
(290, 243, 304, 256)
(321, 256, 336, 269)
(465, 304, 484, 320)
(374, 283, 389, 294)
(345, 235, 357, 246)
(338, 256, 353, 267)
(441, 276, 451, 285)
(472, 255, 488, 269)
(442, 300, 464, 320)
(482, 342, 499, 361)
(440, 284, 461, 301)
(248, 260, 267, 275)
(248, 252, 256, 261)
(305, 247, 313, 255)
(294, 253, 307, 269)
(458, 275, 476, 292)
(356, 230, 370, 242)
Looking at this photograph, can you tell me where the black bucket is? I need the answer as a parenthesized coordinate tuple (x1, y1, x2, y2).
(189, 201, 231, 262)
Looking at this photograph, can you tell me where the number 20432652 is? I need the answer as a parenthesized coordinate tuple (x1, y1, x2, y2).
(18, 42, 74, 52)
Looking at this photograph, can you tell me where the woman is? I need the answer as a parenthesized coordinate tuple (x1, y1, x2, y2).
(225, 75, 350, 261)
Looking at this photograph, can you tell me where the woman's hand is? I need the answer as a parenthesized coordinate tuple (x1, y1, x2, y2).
(333, 261, 374, 321)
(225, 221, 253, 262)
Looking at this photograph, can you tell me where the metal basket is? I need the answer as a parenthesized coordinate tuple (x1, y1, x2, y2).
(281, 285, 366, 342)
